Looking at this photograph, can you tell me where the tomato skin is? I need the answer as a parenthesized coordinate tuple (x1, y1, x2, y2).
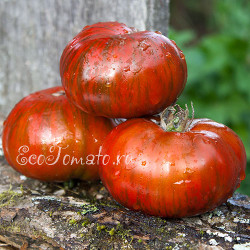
(60, 22, 187, 118)
(99, 118, 246, 218)
(2, 86, 115, 182)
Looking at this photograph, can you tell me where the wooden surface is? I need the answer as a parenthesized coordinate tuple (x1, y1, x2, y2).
(0, 0, 169, 116)
(0, 155, 249, 249)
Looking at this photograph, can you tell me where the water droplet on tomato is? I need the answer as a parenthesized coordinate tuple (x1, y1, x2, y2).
(105, 82, 111, 87)
(75, 139, 80, 144)
(52, 90, 66, 97)
(160, 42, 167, 49)
(141, 161, 146, 166)
(171, 40, 177, 47)
(139, 40, 151, 51)
(113, 54, 117, 58)
(184, 167, 194, 174)
(174, 180, 191, 185)
(174, 180, 184, 185)
(180, 51, 185, 60)
(155, 31, 162, 34)
(166, 52, 171, 59)
(202, 138, 210, 144)
(114, 170, 120, 178)
(130, 64, 141, 74)
(123, 65, 130, 72)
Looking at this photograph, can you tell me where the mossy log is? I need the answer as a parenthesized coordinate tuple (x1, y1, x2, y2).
(0, 156, 249, 249)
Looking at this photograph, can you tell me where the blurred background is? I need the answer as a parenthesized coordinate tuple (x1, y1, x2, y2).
(169, 0, 250, 195)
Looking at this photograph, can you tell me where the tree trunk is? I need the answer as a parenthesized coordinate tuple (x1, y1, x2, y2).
(0, 0, 169, 116)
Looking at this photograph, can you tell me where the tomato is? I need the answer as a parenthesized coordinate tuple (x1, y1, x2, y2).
(2, 86, 115, 182)
(99, 106, 246, 217)
(60, 22, 187, 118)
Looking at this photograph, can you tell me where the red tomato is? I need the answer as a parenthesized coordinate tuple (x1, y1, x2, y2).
(2, 86, 115, 182)
(60, 22, 187, 118)
(99, 114, 246, 218)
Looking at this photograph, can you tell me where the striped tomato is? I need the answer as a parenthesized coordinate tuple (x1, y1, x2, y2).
(60, 22, 187, 118)
(2, 86, 115, 182)
(99, 105, 246, 217)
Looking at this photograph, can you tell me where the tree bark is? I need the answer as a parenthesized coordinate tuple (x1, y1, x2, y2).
(0, 0, 169, 116)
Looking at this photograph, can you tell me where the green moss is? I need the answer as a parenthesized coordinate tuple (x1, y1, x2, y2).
(69, 218, 77, 225)
(63, 179, 75, 189)
(0, 222, 51, 243)
(98, 201, 121, 209)
(116, 223, 133, 242)
(81, 204, 98, 215)
(0, 185, 23, 208)
(0, 223, 21, 233)
(97, 224, 106, 231)
(82, 219, 90, 227)
(199, 230, 204, 237)
(109, 227, 116, 236)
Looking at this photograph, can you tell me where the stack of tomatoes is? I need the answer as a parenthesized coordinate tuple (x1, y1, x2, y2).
(2, 22, 246, 218)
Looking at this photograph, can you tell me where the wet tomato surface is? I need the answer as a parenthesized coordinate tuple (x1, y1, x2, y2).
(2, 86, 115, 182)
(99, 117, 246, 217)
(60, 22, 187, 118)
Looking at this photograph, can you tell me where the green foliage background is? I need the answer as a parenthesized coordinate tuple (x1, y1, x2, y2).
(169, 0, 250, 195)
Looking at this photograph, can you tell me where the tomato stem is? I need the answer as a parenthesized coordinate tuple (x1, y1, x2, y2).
(160, 103, 194, 132)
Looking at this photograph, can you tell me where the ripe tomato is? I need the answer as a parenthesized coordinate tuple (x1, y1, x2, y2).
(60, 22, 187, 118)
(99, 107, 246, 217)
(2, 86, 115, 182)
